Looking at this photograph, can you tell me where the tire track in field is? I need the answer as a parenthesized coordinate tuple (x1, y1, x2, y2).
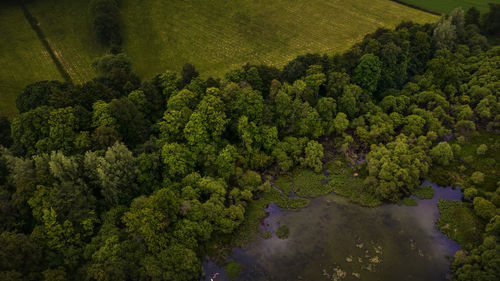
(19, 4, 73, 84)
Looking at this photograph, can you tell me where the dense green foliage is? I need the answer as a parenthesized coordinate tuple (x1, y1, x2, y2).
(0, 5, 499, 281)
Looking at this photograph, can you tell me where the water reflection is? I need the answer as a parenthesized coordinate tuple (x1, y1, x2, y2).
(203, 182, 461, 281)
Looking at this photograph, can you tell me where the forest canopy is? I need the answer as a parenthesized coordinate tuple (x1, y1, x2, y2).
(0, 4, 500, 281)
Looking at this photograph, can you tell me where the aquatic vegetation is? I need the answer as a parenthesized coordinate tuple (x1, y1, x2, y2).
(326, 158, 349, 175)
(436, 199, 484, 249)
(276, 225, 290, 239)
(225, 261, 243, 280)
(414, 185, 434, 199)
(329, 169, 382, 207)
(402, 197, 418, 206)
(261, 231, 272, 239)
(323, 266, 347, 281)
(292, 169, 329, 197)
(273, 174, 293, 195)
(265, 187, 310, 209)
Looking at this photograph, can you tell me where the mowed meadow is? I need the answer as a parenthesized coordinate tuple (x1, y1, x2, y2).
(121, 0, 438, 78)
(0, 3, 61, 118)
(0, 0, 438, 118)
(398, 0, 500, 13)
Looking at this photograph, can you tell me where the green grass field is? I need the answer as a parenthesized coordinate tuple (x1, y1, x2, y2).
(0, 0, 437, 118)
(121, 0, 437, 79)
(398, 0, 500, 13)
(0, 3, 62, 118)
(26, 0, 106, 83)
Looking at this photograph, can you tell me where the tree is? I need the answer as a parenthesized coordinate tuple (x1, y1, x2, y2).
(161, 142, 195, 180)
(339, 84, 362, 119)
(0, 232, 42, 279)
(159, 70, 180, 99)
(215, 145, 237, 180)
(463, 187, 478, 201)
(477, 144, 488, 155)
(409, 31, 431, 75)
(11, 106, 52, 156)
(455, 120, 476, 136)
(402, 114, 426, 136)
(47, 107, 79, 153)
(0, 117, 12, 147)
(184, 93, 228, 150)
(108, 98, 148, 145)
(430, 142, 454, 166)
(304, 65, 326, 100)
(470, 171, 485, 185)
(301, 140, 324, 173)
(365, 135, 430, 201)
(465, 7, 480, 26)
(327, 71, 350, 98)
(353, 54, 382, 93)
(92, 54, 138, 92)
(433, 16, 457, 50)
(473, 197, 496, 220)
(333, 112, 349, 135)
(16, 81, 67, 113)
(181, 63, 199, 86)
(316, 97, 337, 134)
(88, 142, 138, 206)
(481, 3, 500, 36)
(245, 66, 264, 92)
(281, 53, 323, 83)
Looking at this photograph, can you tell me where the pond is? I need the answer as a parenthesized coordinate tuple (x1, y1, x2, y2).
(203, 182, 461, 281)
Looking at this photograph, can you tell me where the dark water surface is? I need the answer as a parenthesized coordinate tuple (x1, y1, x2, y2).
(204, 182, 461, 281)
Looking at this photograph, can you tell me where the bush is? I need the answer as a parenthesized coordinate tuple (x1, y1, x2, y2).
(90, 0, 122, 47)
